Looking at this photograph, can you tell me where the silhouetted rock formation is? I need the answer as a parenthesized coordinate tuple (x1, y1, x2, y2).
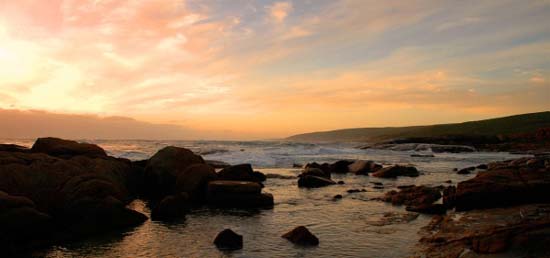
(214, 229, 243, 250)
(282, 226, 319, 246)
(372, 165, 419, 178)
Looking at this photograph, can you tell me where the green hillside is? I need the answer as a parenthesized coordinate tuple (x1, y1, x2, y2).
(286, 111, 550, 142)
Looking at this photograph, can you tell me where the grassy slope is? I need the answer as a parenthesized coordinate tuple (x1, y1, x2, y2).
(286, 111, 550, 142)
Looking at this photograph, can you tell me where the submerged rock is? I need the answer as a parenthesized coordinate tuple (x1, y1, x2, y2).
(214, 229, 243, 250)
(297, 175, 336, 188)
(372, 165, 419, 178)
(282, 226, 319, 246)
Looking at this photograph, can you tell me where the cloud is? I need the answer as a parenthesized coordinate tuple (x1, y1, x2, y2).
(268, 2, 292, 23)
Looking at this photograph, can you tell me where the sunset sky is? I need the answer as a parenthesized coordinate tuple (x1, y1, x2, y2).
(0, 0, 549, 139)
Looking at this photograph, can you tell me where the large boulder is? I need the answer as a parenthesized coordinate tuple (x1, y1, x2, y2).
(329, 160, 354, 174)
(144, 146, 205, 197)
(297, 175, 336, 188)
(214, 229, 243, 250)
(348, 160, 382, 175)
(206, 181, 273, 208)
(31, 137, 107, 158)
(372, 165, 419, 178)
(175, 164, 218, 202)
(300, 167, 330, 179)
(217, 164, 265, 182)
(151, 193, 190, 221)
(452, 156, 550, 211)
(282, 226, 319, 246)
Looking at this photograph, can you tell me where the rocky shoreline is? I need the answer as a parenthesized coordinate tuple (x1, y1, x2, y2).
(1, 137, 549, 257)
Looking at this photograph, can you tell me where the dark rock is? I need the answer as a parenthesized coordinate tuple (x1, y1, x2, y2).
(452, 168, 458, 172)
(218, 164, 263, 182)
(379, 185, 442, 206)
(329, 160, 353, 173)
(457, 167, 473, 174)
(31, 137, 107, 158)
(214, 229, 243, 250)
(348, 160, 382, 175)
(205, 160, 231, 169)
(373, 186, 384, 189)
(265, 173, 297, 179)
(444, 180, 452, 184)
(333, 194, 343, 200)
(347, 189, 366, 193)
(175, 164, 217, 202)
(453, 157, 550, 211)
(372, 165, 419, 178)
(303, 162, 331, 175)
(252, 171, 267, 182)
(282, 226, 319, 246)
(406, 203, 447, 214)
(397, 184, 415, 189)
(206, 181, 273, 208)
(292, 163, 303, 168)
(300, 168, 330, 179)
(151, 193, 190, 221)
(144, 146, 205, 197)
(476, 164, 488, 170)
(207, 180, 262, 195)
(411, 153, 435, 158)
(337, 180, 345, 185)
(0, 144, 29, 153)
(297, 175, 336, 188)
(371, 182, 383, 186)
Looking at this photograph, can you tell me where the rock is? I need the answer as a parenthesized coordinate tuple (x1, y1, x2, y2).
(452, 156, 550, 211)
(418, 204, 550, 257)
(476, 164, 488, 170)
(347, 189, 366, 193)
(265, 173, 297, 179)
(329, 160, 353, 173)
(367, 212, 419, 226)
(214, 229, 243, 250)
(371, 182, 383, 186)
(292, 163, 303, 168)
(31, 137, 107, 158)
(151, 193, 190, 221)
(144, 146, 205, 197)
(282, 226, 319, 246)
(218, 164, 264, 182)
(300, 167, 330, 179)
(205, 160, 231, 169)
(337, 180, 345, 185)
(333, 194, 343, 200)
(411, 153, 435, 158)
(406, 203, 447, 214)
(430, 145, 476, 153)
(206, 181, 273, 208)
(348, 160, 382, 175)
(303, 162, 331, 175)
(0, 144, 29, 153)
(457, 167, 474, 174)
(297, 175, 336, 188)
(372, 165, 419, 178)
(175, 164, 217, 202)
(379, 185, 442, 206)
(444, 180, 452, 184)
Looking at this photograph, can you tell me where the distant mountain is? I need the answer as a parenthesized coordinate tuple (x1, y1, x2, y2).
(286, 111, 550, 143)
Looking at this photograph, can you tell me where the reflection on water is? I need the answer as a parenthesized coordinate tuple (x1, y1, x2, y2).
(16, 140, 526, 257)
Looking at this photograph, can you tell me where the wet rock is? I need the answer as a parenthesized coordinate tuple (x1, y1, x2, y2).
(282, 226, 319, 246)
(444, 180, 452, 184)
(379, 185, 442, 207)
(144, 146, 205, 197)
(175, 164, 218, 202)
(476, 164, 488, 170)
(371, 182, 383, 186)
(348, 160, 382, 175)
(205, 160, 231, 169)
(406, 203, 447, 214)
(301, 167, 331, 179)
(333, 194, 343, 200)
(31, 137, 107, 158)
(329, 160, 353, 174)
(418, 204, 550, 257)
(206, 181, 273, 208)
(265, 173, 297, 179)
(303, 162, 331, 175)
(373, 186, 384, 189)
(151, 193, 190, 221)
(372, 165, 419, 178)
(214, 229, 243, 250)
(218, 164, 265, 182)
(453, 156, 550, 211)
(347, 189, 366, 193)
(366, 212, 419, 226)
(297, 175, 336, 188)
(457, 166, 475, 175)
(337, 180, 345, 185)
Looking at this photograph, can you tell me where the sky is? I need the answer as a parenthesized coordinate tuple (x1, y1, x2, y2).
(0, 0, 549, 140)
